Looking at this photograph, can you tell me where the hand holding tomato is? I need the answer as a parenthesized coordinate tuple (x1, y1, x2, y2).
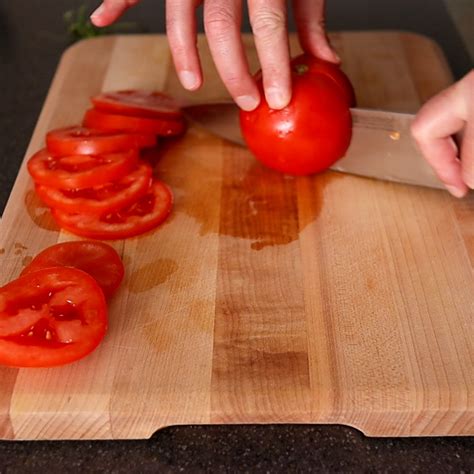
(411, 70, 473, 198)
(90, 0, 339, 111)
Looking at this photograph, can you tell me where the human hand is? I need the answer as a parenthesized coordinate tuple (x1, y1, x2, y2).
(90, 0, 340, 111)
(411, 70, 473, 198)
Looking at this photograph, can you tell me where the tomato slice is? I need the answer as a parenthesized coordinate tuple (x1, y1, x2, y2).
(35, 162, 152, 215)
(46, 126, 156, 156)
(0, 267, 107, 368)
(27, 148, 138, 190)
(52, 180, 173, 240)
(83, 108, 186, 137)
(91, 90, 183, 119)
(21, 241, 124, 298)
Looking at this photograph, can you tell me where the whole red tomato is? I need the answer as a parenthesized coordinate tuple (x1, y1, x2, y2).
(240, 56, 354, 176)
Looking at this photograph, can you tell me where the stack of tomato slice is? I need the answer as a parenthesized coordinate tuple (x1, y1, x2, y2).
(27, 90, 184, 240)
(0, 241, 124, 368)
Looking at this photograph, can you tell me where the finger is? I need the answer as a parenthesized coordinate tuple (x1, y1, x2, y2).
(204, 0, 260, 111)
(293, 0, 340, 63)
(166, 0, 203, 91)
(459, 74, 474, 189)
(248, 0, 291, 109)
(91, 0, 140, 27)
(411, 74, 472, 197)
(414, 135, 467, 197)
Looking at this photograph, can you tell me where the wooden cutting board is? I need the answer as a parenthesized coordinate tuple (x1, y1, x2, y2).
(0, 32, 472, 440)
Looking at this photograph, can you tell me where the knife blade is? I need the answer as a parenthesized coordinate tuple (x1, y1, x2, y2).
(182, 103, 444, 189)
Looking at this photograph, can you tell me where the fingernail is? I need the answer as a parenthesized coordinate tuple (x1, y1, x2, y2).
(266, 87, 290, 110)
(90, 4, 106, 23)
(179, 70, 199, 90)
(236, 95, 259, 111)
(446, 185, 466, 198)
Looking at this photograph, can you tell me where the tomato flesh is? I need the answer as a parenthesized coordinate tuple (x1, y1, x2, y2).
(52, 180, 173, 240)
(21, 241, 125, 298)
(83, 108, 185, 137)
(35, 162, 152, 215)
(91, 90, 183, 119)
(27, 148, 138, 189)
(0, 267, 107, 368)
(46, 126, 156, 156)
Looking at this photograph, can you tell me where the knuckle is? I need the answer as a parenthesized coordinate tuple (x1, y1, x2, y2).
(165, 26, 185, 52)
(251, 9, 286, 39)
(169, 41, 188, 61)
(205, 7, 236, 33)
(221, 74, 244, 90)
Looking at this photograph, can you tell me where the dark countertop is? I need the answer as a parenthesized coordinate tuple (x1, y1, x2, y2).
(1, 425, 473, 473)
(0, 1, 473, 472)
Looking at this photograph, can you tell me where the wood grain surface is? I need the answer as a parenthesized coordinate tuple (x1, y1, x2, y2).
(0, 32, 472, 440)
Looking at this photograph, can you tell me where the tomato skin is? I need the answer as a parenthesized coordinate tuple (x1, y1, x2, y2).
(240, 71, 352, 176)
(21, 241, 125, 298)
(291, 54, 356, 107)
(46, 127, 156, 156)
(27, 148, 138, 190)
(52, 180, 173, 240)
(91, 90, 183, 120)
(0, 267, 107, 368)
(83, 108, 186, 137)
(35, 162, 152, 216)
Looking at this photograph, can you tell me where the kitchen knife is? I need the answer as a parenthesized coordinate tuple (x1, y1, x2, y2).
(182, 103, 444, 189)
